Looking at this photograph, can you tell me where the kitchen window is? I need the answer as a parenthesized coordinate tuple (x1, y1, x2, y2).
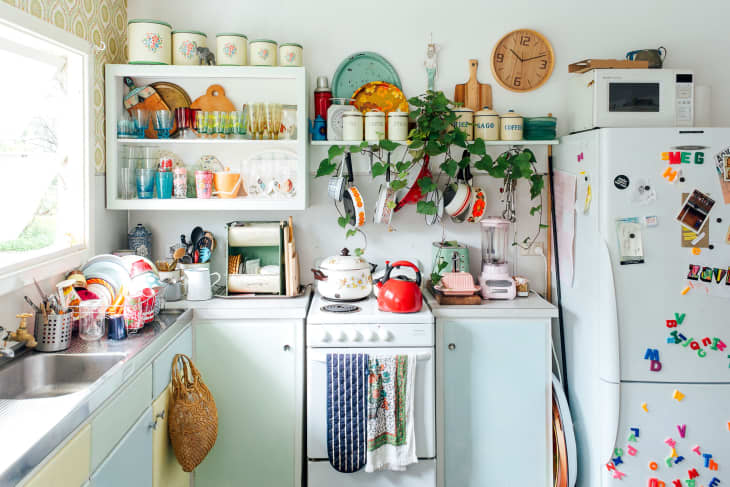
(0, 4, 93, 293)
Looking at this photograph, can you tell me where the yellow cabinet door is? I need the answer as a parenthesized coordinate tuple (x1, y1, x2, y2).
(152, 385, 189, 487)
(25, 424, 91, 487)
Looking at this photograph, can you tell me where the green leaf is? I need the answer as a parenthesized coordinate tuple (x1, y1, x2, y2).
(379, 139, 399, 152)
(316, 158, 338, 178)
(416, 200, 437, 215)
(328, 145, 345, 159)
(408, 149, 425, 161)
(452, 128, 467, 148)
(346, 229, 358, 238)
(408, 96, 424, 107)
(474, 154, 493, 171)
(438, 260, 449, 271)
(425, 140, 443, 156)
(530, 174, 545, 199)
(349, 144, 364, 153)
(408, 139, 424, 150)
(530, 205, 542, 216)
(386, 201, 396, 209)
(524, 148, 537, 163)
(354, 248, 364, 256)
(396, 161, 411, 173)
(458, 155, 471, 169)
(440, 158, 458, 178)
(389, 179, 407, 190)
(372, 162, 386, 178)
(337, 216, 348, 228)
(417, 176, 437, 193)
(539, 224, 549, 229)
(470, 138, 486, 156)
(431, 272, 442, 285)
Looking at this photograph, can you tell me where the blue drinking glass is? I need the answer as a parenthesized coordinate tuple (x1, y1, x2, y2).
(136, 168, 156, 199)
(156, 172, 173, 199)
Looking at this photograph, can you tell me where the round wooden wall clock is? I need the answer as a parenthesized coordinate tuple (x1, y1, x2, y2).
(491, 29, 554, 92)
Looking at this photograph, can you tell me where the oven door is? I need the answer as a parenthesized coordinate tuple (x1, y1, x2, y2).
(594, 70, 676, 127)
(306, 347, 435, 459)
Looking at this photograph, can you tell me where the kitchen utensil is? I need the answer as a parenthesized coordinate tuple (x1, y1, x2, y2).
(373, 162, 396, 225)
(183, 267, 221, 301)
(24, 296, 40, 313)
(191, 226, 204, 248)
(34, 312, 72, 352)
(327, 154, 350, 201)
(196, 236, 213, 263)
(124, 77, 171, 138)
(394, 156, 432, 212)
(376, 261, 423, 313)
(625, 47, 666, 68)
(454, 59, 493, 112)
(443, 181, 472, 218)
(332, 52, 401, 100)
(287, 216, 300, 297)
(466, 186, 486, 223)
(424, 189, 444, 226)
(352, 81, 409, 131)
(311, 248, 375, 302)
(79, 299, 106, 341)
(478, 217, 516, 300)
(343, 185, 366, 228)
(191, 85, 236, 113)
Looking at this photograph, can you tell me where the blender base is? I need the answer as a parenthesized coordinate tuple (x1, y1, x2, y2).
(479, 264, 516, 300)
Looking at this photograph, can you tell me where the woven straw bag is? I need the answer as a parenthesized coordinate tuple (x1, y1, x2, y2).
(168, 353, 218, 472)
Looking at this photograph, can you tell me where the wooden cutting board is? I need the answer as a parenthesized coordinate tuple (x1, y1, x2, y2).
(454, 59, 493, 111)
(427, 281, 483, 305)
(190, 84, 236, 112)
(124, 77, 171, 139)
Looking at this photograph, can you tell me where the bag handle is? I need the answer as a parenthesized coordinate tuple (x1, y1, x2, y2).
(171, 353, 202, 399)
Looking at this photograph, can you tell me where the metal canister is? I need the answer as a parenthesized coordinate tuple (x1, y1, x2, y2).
(474, 107, 500, 141)
(387, 111, 409, 141)
(364, 111, 386, 141)
(342, 111, 363, 142)
(452, 107, 474, 141)
(500, 110, 524, 141)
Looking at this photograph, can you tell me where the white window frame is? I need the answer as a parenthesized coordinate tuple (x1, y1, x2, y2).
(0, 2, 94, 296)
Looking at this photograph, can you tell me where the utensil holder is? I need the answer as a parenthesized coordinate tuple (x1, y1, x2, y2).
(34, 313, 73, 352)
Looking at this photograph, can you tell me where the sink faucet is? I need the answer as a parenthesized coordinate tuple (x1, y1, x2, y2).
(0, 327, 14, 358)
(7, 314, 37, 349)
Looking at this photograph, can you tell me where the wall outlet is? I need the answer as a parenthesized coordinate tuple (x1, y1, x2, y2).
(520, 241, 545, 256)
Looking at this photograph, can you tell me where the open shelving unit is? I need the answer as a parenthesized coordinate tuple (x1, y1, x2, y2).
(105, 65, 308, 211)
(310, 139, 559, 147)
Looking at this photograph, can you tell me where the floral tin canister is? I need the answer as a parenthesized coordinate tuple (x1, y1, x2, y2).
(249, 39, 277, 66)
(216, 33, 247, 66)
(172, 30, 208, 65)
(128, 19, 172, 65)
(278, 43, 303, 67)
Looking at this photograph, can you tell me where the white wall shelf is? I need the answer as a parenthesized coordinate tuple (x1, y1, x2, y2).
(310, 139, 559, 147)
(105, 64, 308, 211)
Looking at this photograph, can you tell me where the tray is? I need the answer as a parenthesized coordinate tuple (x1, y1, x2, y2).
(332, 52, 402, 99)
(568, 59, 649, 73)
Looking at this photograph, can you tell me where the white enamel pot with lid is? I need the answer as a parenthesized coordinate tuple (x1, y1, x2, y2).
(311, 248, 376, 301)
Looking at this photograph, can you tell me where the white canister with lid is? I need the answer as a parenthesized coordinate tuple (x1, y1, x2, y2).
(216, 33, 247, 66)
(364, 111, 386, 141)
(452, 107, 474, 141)
(474, 107, 500, 141)
(128, 19, 172, 65)
(172, 30, 207, 65)
(387, 111, 409, 141)
(249, 39, 278, 66)
(342, 111, 364, 142)
(278, 43, 303, 67)
(500, 110, 524, 141)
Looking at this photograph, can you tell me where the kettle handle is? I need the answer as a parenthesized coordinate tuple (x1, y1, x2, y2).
(383, 261, 422, 287)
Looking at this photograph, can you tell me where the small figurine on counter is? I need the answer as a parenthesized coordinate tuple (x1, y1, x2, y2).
(196, 46, 216, 66)
(424, 33, 439, 91)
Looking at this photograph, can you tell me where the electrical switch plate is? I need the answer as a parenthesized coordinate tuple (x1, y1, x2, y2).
(520, 241, 545, 256)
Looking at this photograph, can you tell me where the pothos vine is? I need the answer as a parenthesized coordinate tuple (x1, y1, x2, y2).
(315, 90, 547, 256)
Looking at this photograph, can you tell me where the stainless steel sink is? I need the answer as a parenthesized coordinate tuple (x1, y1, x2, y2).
(0, 353, 125, 400)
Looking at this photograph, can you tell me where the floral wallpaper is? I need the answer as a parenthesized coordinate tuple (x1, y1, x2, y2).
(3, 0, 127, 174)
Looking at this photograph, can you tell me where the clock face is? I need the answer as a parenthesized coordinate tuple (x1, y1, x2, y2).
(491, 29, 554, 92)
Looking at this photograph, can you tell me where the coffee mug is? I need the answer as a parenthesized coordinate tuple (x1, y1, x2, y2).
(183, 267, 221, 301)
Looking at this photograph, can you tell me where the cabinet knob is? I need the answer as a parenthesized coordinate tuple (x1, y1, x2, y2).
(448, 343, 456, 351)
(283, 344, 291, 351)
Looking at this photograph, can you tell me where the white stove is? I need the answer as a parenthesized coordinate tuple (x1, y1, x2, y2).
(306, 294, 436, 486)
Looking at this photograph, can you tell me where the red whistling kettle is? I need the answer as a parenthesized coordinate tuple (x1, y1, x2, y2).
(376, 260, 423, 313)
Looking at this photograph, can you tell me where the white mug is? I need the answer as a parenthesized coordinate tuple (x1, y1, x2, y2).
(183, 267, 221, 301)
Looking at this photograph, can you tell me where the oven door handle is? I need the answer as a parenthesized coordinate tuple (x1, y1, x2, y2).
(310, 352, 432, 363)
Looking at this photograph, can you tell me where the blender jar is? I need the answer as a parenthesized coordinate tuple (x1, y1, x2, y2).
(480, 217, 510, 265)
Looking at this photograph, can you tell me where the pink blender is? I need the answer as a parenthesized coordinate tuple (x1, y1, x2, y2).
(478, 217, 516, 300)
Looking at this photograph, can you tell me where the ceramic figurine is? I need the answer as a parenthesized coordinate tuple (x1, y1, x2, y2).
(197, 46, 216, 65)
(424, 35, 439, 91)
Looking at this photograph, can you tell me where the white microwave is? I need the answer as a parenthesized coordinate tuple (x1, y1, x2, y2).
(567, 69, 694, 133)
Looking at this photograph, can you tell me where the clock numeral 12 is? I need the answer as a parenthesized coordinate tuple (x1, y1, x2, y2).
(520, 35, 530, 46)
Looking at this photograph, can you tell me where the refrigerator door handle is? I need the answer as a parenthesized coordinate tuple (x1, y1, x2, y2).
(599, 239, 620, 383)
(600, 379, 621, 465)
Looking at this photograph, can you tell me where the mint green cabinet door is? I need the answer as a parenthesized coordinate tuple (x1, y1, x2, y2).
(194, 320, 300, 487)
(442, 320, 550, 487)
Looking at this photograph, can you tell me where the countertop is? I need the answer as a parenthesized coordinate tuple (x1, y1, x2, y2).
(424, 290, 558, 319)
(0, 309, 193, 487)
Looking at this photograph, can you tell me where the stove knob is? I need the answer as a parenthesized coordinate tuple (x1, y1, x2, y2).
(318, 330, 331, 343)
(349, 329, 363, 342)
(337, 330, 348, 342)
(377, 330, 392, 342)
(367, 330, 378, 342)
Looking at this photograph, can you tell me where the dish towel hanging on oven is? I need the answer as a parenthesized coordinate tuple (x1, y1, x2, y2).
(365, 354, 418, 472)
(327, 353, 369, 473)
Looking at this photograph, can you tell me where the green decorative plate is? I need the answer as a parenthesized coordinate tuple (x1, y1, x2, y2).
(332, 52, 402, 100)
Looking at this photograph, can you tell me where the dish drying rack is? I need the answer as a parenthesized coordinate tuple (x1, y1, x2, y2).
(33, 288, 162, 352)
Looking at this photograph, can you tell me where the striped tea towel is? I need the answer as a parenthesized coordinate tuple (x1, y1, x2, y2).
(366, 354, 418, 472)
(327, 353, 369, 473)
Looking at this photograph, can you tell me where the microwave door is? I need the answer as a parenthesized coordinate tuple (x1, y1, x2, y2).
(595, 78, 675, 127)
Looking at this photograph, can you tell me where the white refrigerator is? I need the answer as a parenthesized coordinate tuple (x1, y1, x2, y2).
(554, 128, 730, 487)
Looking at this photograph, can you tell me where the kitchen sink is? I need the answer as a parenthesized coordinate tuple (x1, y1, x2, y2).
(0, 353, 125, 400)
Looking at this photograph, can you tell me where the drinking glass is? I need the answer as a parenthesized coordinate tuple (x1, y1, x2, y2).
(117, 111, 136, 138)
(194, 110, 208, 137)
(267, 103, 283, 140)
(156, 171, 173, 199)
(136, 168, 156, 199)
(208, 111, 221, 137)
(129, 109, 150, 138)
(120, 167, 136, 199)
(79, 299, 106, 341)
(153, 110, 174, 138)
(229, 110, 245, 138)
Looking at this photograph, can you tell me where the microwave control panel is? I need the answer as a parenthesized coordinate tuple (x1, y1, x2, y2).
(675, 73, 694, 125)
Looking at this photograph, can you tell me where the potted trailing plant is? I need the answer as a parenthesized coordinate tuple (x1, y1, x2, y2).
(315, 90, 546, 252)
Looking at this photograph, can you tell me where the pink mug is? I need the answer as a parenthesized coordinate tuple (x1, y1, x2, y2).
(195, 170, 213, 199)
